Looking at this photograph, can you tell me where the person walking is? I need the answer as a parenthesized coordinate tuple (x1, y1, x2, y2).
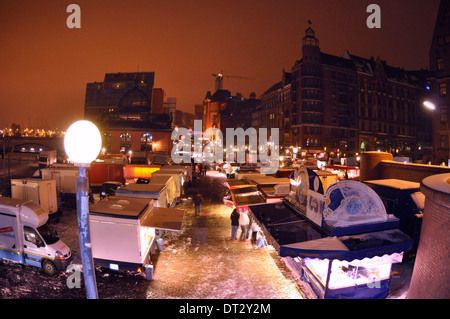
(193, 193, 202, 216)
(238, 211, 250, 241)
(230, 208, 240, 240)
(250, 218, 260, 245)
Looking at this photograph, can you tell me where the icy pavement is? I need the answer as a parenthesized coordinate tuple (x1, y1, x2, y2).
(145, 200, 307, 299)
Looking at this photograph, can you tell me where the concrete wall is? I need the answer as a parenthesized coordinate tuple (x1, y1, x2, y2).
(360, 151, 450, 183)
(407, 173, 450, 299)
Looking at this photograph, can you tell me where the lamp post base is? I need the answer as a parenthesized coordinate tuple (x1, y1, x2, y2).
(76, 166, 98, 299)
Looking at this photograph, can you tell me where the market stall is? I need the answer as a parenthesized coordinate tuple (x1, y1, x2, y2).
(249, 165, 412, 299)
(151, 170, 183, 198)
(280, 229, 410, 299)
(149, 175, 177, 208)
(89, 196, 185, 279)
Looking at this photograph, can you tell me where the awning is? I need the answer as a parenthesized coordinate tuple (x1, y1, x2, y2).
(280, 229, 412, 261)
(141, 207, 185, 232)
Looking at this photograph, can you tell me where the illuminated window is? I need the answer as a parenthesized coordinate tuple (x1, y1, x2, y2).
(440, 83, 447, 96)
(120, 133, 132, 153)
(140, 133, 153, 151)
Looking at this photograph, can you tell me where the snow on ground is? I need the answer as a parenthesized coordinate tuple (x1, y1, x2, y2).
(0, 169, 413, 299)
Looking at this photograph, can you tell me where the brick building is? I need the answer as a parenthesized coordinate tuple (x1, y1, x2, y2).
(257, 26, 432, 162)
(84, 72, 173, 155)
(428, 0, 450, 165)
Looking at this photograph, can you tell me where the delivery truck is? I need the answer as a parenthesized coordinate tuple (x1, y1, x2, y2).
(0, 197, 72, 275)
(89, 161, 125, 189)
(10, 178, 59, 216)
(89, 196, 185, 279)
(38, 150, 57, 168)
(41, 166, 79, 206)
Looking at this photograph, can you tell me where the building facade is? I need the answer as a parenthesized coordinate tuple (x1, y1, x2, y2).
(85, 72, 156, 123)
(258, 26, 432, 162)
(219, 92, 260, 132)
(202, 89, 231, 131)
(84, 72, 173, 155)
(429, 0, 450, 165)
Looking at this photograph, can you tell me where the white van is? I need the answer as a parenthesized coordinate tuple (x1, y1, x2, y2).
(0, 197, 72, 275)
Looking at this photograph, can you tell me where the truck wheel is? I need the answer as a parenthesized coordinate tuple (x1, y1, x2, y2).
(42, 260, 57, 276)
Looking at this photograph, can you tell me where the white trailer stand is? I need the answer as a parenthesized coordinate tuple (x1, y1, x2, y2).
(89, 196, 185, 280)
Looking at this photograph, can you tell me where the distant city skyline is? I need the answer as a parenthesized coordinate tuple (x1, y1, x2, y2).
(0, 0, 441, 130)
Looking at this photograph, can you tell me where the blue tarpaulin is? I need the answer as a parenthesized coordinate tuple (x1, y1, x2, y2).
(280, 229, 412, 261)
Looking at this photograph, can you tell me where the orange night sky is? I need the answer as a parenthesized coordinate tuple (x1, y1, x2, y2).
(0, 0, 441, 130)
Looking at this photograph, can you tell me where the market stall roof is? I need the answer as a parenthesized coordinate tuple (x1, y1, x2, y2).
(89, 196, 150, 219)
(245, 175, 289, 183)
(236, 172, 265, 180)
(259, 186, 289, 198)
(324, 165, 359, 170)
(116, 183, 166, 195)
(230, 186, 258, 195)
(233, 192, 266, 207)
(280, 229, 412, 261)
(150, 175, 173, 184)
(249, 177, 291, 188)
(226, 179, 252, 189)
(141, 206, 185, 232)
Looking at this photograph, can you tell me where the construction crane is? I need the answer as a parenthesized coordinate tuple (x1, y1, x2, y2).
(211, 71, 255, 92)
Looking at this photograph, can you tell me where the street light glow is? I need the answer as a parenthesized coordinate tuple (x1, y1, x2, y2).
(64, 120, 102, 164)
(423, 100, 436, 110)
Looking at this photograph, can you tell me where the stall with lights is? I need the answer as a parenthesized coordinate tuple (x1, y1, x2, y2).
(249, 165, 412, 299)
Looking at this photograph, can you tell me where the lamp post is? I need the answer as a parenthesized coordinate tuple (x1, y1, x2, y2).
(424, 100, 450, 166)
(64, 120, 102, 299)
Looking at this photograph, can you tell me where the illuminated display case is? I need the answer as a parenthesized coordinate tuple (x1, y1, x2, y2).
(302, 256, 394, 298)
(281, 230, 409, 299)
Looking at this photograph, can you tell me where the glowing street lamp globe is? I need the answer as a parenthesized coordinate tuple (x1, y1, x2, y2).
(423, 100, 436, 111)
(64, 120, 101, 299)
(64, 120, 102, 165)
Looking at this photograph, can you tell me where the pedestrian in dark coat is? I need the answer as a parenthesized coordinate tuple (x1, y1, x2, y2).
(230, 208, 240, 240)
(194, 193, 202, 216)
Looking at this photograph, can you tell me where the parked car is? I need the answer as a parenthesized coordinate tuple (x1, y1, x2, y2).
(100, 181, 123, 200)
